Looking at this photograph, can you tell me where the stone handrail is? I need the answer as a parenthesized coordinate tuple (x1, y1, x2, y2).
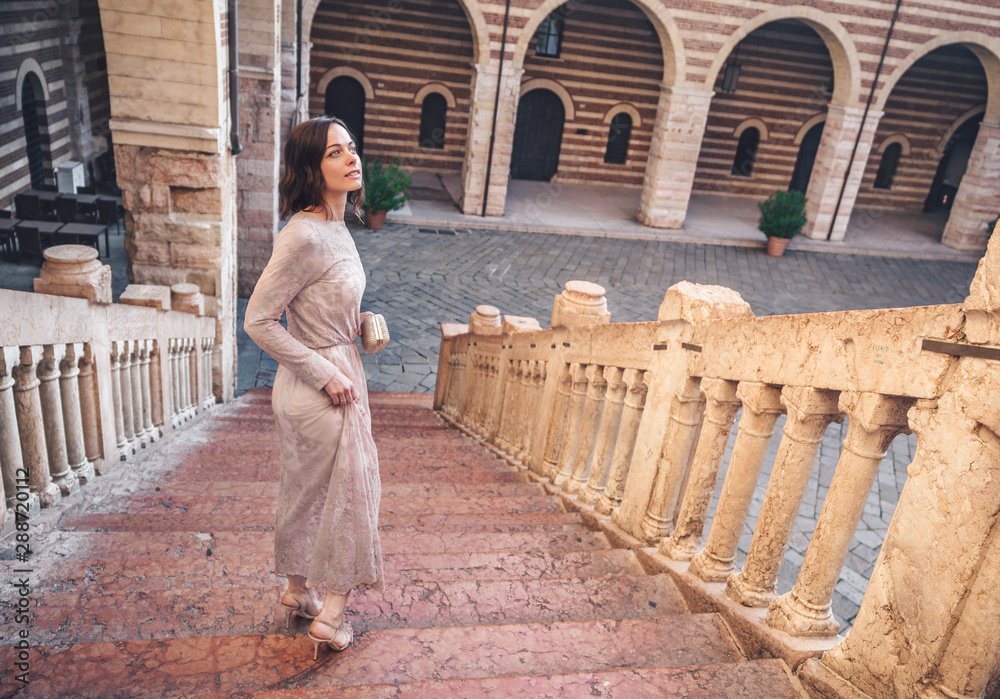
(0, 246, 216, 541)
(435, 273, 1000, 699)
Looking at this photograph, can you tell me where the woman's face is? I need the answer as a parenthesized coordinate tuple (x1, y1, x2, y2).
(319, 122, 363, 197)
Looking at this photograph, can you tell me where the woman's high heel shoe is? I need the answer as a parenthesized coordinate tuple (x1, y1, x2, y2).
(308, 617, 354, 659)
(280, 589, 321, 629)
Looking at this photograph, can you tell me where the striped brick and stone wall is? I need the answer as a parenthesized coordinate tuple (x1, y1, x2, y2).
(309, 0, 475, 172)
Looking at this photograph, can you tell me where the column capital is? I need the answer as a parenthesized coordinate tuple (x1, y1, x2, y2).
(469, 305, 502, 335)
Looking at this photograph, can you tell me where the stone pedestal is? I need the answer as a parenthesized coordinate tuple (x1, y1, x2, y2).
(33, 245, 112, 304)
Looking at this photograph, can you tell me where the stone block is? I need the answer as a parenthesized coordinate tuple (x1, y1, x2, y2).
(146, 152, 224, 188)
(139, 184, 171, 213)
(120, 284, 172, 310)
(171, 187, 223, 214)
(170, 242, 222, 270)
(128, 239, 170, 265)
(658, 281, 753, 325)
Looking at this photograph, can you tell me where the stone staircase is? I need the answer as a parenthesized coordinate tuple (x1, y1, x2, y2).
(2, 390, 805, 697)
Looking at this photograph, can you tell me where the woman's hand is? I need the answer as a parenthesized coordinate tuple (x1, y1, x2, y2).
(324, 371, 359, 406)
(358, 311, 374, 337)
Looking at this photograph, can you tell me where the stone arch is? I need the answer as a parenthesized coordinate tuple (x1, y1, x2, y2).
(705, 6, 862, 108)
(302, 0, 490, 66)
(512, 0, 685, 86)
(877, 133, 911, 156)
(317, 66, 375, 100)
(934, 105, 987, 155)
(15, 58, 49, 110)
(733, 117, 769, 142)
(520, 78, 575, 121)
(603, 103, 642, 128)
(876, 33, 1000, 123)
(414, 83, 457, 109)
(794, 113, 827, 145)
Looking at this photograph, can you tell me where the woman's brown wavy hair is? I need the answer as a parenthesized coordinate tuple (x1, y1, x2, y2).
(279, 116, 366, 221)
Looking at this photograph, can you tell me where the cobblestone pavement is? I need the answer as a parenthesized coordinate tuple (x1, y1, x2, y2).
(239, 221, 980, 632)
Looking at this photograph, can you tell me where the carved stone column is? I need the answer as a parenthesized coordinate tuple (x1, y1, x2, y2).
(800, 105, 867, 240)
(661, 379, 741, 560)
(563, 364, 608, 494)
(494, 359, 520, 452)
(539, 363, 573, 478)
(37, 346, 79, 497)
(434, 323, 468, 411)
(77, 345, 102, 469)
(202, 337, 216, 409)
(515, 361, 544, 463)
(59, 344, 95, 485)
(552, 363, 590, 487)
(109, 342, 129, 458)
(767, 392, 911, 637)
(638, 376, 703, 541)
(169, 338, 181, 427)
(726, 386, 841, 607)
(185, 338, 197, 419)
(118, 342, 137, 448)
(596, 369, 648, 516)
(690, 382, 783, 582)
(138, 341, 155, 442)
(444, 353, 463, 418)
(0, 352, 33, 512)
(128, 341, 145, 446)
(579, 367, 627, 505)
(942, 121, 1000, 251)
(12, 347, 59, 507)
(148, 340, 164, 430)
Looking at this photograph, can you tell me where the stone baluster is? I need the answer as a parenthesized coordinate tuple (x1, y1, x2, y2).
(118, 341, 137, 449)
(494, 359, 519, 451)
(689, 382, 783, 582)
(457, 349, 477, 425)
(128, 341, 145, 446)
(186, 338, 198, 418)
(454, 352, 470, 420)
(462, 353, 482, 430)
(138, 341, 155, 442)
(514, 360, 541, 462)
(0, 351, 28, 509)
(58, 343, 95, 485)
(37, 345, 79, 497)
(766, 391, 911, 637)
(168, 339, 180, 427)
(579, 367, 627, 505)
(12, 347, 60, 507)
(471, 355, 491, 434)
(726, 386, 841, 607)
(444, 353, 462, 418)
(660, 379, 742, 560)
(563, 364, 610, 494)
(148, 341, 164, 430)
(202, 337, 215, 409)
(77, 344, 102, 468)
(466, 305, 502, 430)
(637, 376, 704, 541)
(108, 342, 129, 458)
(539, 363, 573, 478)
(434, 323, 468, 411)
(595, 369, 648, 516)
(552, 363, 590, 487)
(177, 339, 189, 421)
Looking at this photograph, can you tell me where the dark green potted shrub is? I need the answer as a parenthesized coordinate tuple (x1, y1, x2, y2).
(758, 189, 808, 257)
(361, 158, 411, 230)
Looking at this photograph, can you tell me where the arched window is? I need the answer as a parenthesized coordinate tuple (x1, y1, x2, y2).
(21, 75, 47, 188)
(325, 76, 366, 155)
(731, 127, 760, 177)
(418, 93, 447, 149)
(873, 142, 902, 190)
(536, 9, 565, 57)
(604, 113, 632, 165)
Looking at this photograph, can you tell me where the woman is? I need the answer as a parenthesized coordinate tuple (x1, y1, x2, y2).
(244, 116, 383, 659)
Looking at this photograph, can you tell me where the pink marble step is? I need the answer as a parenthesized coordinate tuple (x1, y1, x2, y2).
(195, 659, 801, 698)
(3, 573, 688, 645)
(28, 549, 645, 595)
(23, 528, 611, 561)
(55, 510, 585, 535)
(1, 615, 741, 697)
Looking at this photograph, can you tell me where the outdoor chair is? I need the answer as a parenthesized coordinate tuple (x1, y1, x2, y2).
(97, 198, 122, 235)
(15, 225, 42, 264)
(77, 185, 97, 195)
(0, 209, 11, 219)
(56, 196, 84, 224)
(14, 193, 41, 220)
(0, 230, 13, 261)
(35, 183, 57, 192)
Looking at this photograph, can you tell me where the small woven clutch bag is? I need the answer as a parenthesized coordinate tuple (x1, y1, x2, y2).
(361, 313, 389, 353)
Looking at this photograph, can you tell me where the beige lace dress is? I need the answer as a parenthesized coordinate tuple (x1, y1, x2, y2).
(244, 212, 383, 594)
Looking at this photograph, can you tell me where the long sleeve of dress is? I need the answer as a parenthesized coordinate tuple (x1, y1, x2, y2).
(244, 223, 340, 391)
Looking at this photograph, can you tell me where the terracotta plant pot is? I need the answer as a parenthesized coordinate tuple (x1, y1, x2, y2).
(365, 209, 388, 230)
(766, 236, 791, 257)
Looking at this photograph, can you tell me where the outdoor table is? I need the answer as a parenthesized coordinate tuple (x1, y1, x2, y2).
(58, 222, 108, 257)
(17, 219, 64, 235)
(25, 189, 60, 204)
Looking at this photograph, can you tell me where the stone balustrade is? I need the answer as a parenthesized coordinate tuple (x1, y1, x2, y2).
(435, 271, 1000, 698)
(0, 246, 217, 540)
